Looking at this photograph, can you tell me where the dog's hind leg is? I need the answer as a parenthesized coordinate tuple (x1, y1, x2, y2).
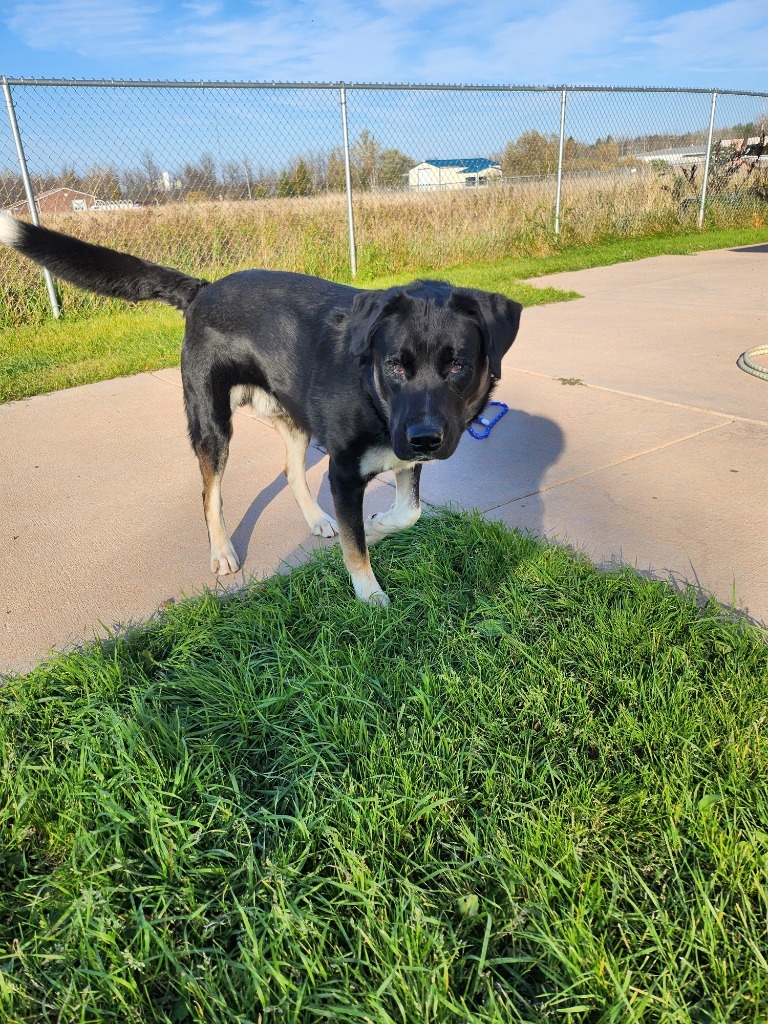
(197, 443, 240, 575)
(365, 465, 422, 545)
(272, 417, 339, 538)
(184, 379, 240, 575)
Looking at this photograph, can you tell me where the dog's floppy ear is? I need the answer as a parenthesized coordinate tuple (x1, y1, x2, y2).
(451, 289, 522, 379)
(348, 288, 409, 356)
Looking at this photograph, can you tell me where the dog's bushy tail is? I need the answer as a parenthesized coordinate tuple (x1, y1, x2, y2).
(0, 216, 209, 313)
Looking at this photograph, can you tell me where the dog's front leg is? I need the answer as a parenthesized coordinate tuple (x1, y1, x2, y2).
(329, 457, 389, 607)
(365, 464, 422, 545)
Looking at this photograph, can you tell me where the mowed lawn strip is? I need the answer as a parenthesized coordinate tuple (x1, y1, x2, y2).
(361, 225, 768, 291)
(2, 225, 767, 404)
(0, 305, 182, 404)
(1, 511, 767, 1022)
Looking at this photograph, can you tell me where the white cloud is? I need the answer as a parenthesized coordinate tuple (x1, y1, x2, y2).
(182, 0, 224, 16)
(3, 0, 768, 87)
(8, 0, 157, 51)
(638, 0, 768, 75)
(410, 0, 641, 84)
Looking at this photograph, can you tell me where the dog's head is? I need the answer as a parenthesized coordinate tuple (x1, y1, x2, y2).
(348, 281, 522, 462)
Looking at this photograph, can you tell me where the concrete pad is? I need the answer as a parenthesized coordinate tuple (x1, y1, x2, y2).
(487, 418, 768, 625)
(522, 247, 768, 422)
(0, 372, 393, 676)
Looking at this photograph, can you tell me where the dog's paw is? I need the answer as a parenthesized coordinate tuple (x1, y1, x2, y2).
(365, 507, 420, 545)
(211, 544, 240, 575)
(351, 573, 390, 607)
(364, 512, 389, 545)
(311, 514, 339, 538)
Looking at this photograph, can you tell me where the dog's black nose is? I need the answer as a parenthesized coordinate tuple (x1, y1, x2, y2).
(406, 423, 444, 453)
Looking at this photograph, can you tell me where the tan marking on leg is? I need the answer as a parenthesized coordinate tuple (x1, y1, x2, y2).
(272, 417, 338, 538)
(199, 451, 239, 575)
(337, 523, 389, 607)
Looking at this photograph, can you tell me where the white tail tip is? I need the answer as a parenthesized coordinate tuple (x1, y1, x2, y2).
(0, 213, 23, 247)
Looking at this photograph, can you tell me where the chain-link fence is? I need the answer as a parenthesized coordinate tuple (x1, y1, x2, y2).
(1, 78, 766, 327)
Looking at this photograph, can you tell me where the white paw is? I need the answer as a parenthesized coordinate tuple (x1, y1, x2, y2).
(365, 511, 391, 545)
(210, 544, 240, 575)
(311, 514, 339, 538)
(351, 572, 390, 607)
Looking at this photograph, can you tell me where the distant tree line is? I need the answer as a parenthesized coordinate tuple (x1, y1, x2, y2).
(0, 130, 417, 208)
(495, 121, 766, 178)
(496, 131, 640, 176)
(1, 120, 765, 209)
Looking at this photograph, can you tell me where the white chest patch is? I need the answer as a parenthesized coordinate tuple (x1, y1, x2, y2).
(359, 446, 420, 478)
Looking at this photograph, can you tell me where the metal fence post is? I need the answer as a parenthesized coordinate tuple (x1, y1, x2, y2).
(339, 84, 357, 278)
(1, 75, 61, 318)
(554, 87, 567, 235)
(698, 90, 718, 230)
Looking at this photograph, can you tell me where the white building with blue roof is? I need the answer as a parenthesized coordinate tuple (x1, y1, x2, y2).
(408, 158, 502, 191)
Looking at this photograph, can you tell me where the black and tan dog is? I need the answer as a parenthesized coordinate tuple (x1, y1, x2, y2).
(0, 216, 521, 605)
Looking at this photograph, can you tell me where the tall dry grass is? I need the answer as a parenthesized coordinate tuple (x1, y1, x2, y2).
(1, 171, 765, 327)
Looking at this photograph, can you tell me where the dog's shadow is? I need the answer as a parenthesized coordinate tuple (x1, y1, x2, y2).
(229, 444, 327, 565)
(420, 409, 565, 537)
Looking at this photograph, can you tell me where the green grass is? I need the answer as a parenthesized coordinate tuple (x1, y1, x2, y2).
(1, 511, 767, 1023)
(2, 225, 766, 405)
(0, 305, 182, 404)
(361, 226, 768, 291)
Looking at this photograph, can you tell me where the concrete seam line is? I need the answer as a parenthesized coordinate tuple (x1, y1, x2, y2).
(506, 367, 768, 428)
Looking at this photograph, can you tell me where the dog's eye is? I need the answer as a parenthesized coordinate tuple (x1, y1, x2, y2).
(449, 361, 465, 375)
(387, 359, 406, 377)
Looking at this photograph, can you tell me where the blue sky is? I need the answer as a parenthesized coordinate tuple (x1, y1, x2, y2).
(1, 0, 767, 91)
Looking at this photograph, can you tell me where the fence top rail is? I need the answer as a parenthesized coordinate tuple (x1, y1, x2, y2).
(1, 75, 767, 98)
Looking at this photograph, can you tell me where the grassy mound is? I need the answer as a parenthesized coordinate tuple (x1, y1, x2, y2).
(1, 512, 766, 1022)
